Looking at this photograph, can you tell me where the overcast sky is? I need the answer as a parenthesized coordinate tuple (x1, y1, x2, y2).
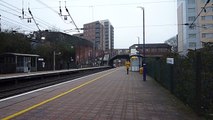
(0, 0, 177, 48)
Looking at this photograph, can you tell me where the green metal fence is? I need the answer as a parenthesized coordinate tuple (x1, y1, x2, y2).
(146, 46, 213, 118)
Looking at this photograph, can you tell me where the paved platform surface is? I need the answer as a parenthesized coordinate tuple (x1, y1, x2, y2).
(0, 67, 203, 120)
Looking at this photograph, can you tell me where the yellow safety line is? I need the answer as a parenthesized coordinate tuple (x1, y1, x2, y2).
(2, 69, 117, 120)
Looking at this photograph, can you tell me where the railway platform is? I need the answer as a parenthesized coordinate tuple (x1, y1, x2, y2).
(0, 67, 203, 120)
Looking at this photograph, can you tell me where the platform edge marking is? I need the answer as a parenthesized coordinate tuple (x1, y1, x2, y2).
(1, 69, 117, 120)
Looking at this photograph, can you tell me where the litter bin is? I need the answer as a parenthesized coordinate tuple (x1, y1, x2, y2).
(139, 67, 143, 74)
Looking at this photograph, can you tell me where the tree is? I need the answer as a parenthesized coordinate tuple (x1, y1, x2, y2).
(0, 31, 32, 54)
(165, 35, 178, 53)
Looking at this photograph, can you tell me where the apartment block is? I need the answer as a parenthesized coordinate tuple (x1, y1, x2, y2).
(82, 20, 114, 54)
(197, 0, 213, 43)
(100, 20, 114, 53)
(177, 0, 213, 55)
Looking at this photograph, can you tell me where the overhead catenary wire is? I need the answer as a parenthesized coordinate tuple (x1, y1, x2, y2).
(35, 0, 71, 25)
(0, 1, 21, 15)
(34, 17, 61, 30)
(0, 0, 48, 31)
(0, 0, 61, 31)
(0, 0, 21, 10)
(22, 4, 61, 30)
(0, 14, 1, 32)
(2, 15, 35, 30)
(189, 0, 210, 28)
(32, 0, 176, 9)
(28, 0, 177, 9)
(184, 6, 212, 37)
(65, 6, 80, 32)
(0, 9, 20, 17)
(115, 24, 178, 29)
(178, 9, 212, 50)
(1, 15, 35, 31)
(0, 0, 179, 34)
(0, 0, 30, 19)
(0, 9, 56, 31)
(28, 8, 40, 31)
(2, 0, 76, 33)
(35, 0, 59, 15)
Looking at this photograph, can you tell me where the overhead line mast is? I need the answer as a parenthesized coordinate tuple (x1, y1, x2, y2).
(65, 5, 80, 32)
(21, 0, 40, 31)
(59, 1, 80, 32)
(28, 8, 40, 31)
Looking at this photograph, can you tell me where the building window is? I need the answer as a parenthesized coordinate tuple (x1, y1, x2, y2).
(189, 34, 196, 38)
(202, 24, 213, 29)
(201, 15, 213, 20)
(201, 0, 213, 3)
(205, 6, 213, 12)
(188, 25, 196, 30)
(189, 42, 196, 48)
(188, 16, 195, 21)
(151, 48, 157, 53)
(161, 48, 167, 52)
(202, 33, 206, 38)
(188, 8, 195, 13)
(202, 33, 213, 38)
(188, 0, 195, 4)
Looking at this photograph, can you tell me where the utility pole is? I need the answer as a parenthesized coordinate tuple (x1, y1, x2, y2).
(0, 15, 1, 32)
(138, 36, 140, 44)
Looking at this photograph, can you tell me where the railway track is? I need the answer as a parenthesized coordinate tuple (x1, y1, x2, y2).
(0, 67, 111, 99)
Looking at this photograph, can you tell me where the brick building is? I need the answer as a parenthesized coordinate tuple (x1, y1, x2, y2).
(35, 31, 94, 69)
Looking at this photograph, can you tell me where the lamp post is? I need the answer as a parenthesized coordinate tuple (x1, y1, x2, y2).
(53, 51, 56, 71)
(138, 6, 146, 81)
(53, 51, 61, 71)
(137, 37, 140, 68)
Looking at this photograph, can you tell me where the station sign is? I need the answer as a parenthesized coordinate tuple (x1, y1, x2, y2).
(166, 58, 174, 64)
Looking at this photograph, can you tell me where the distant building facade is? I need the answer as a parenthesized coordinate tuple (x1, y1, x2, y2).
(83, 21, 104, 55)
(73, 33, 84, 38)
(74, 20, 114, 58)
(197, 0, 213, 43)
(100, 20, 114, 53)
(34, 31, 94, 69)
(177, 0, 213, 54)
(112, 49, 129, 56)
(129, 43, 172, 57)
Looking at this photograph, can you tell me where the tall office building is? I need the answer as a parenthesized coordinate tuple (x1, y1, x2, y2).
(83, 21, 104, 50)
(177, 0, 213, 55)
(83, 20, 114, 54)
(100, 20, 114, 52)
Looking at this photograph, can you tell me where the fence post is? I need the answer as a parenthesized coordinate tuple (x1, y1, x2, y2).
(170, 64, 174, 94)
(195, 51, 202, 115)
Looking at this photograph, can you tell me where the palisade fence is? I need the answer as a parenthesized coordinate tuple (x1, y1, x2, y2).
(146, 46, 213, 118)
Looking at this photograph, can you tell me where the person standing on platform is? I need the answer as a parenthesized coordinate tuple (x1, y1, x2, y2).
(27, 61, 31, 73)
(125, 60, 130, 74)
